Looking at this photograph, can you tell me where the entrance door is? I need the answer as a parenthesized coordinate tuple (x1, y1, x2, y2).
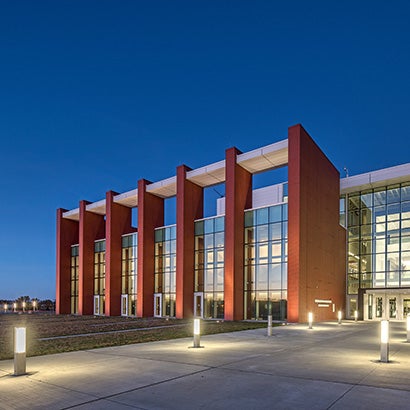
(368, 294, 373, 320)
(194, 292, 203, 318)
(93, 295, 100, 315)
(389, 297, 397, 319)
(121, 295, 128, 316)
(404, 299, 410, 317)
(376, 297, 383, 318)
(154, 293, 162, 317)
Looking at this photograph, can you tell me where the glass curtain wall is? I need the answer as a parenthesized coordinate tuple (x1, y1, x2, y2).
(244, 204, 288, 320)
(121, 233, 138, 316)
(346, 183, 410, 297)
(70, 245, 79, 314)
(155, 225, 176, 317)
(94, 240, 106, 315)
(194, 216, 225, 319)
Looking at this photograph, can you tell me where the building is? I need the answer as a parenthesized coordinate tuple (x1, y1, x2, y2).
(56, 124, 410, 322)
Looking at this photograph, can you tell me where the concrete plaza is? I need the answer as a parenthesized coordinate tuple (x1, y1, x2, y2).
(1, 320, 410, 409)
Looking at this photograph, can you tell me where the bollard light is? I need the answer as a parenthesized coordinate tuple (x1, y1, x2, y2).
(380, 320, 389, 363)
(308, 312, 313, 329)
(338, 310, 342, 325)
(407, 314, 410, 343)
(4, 303, 7, 313)
(13, 303, 17, 312)
(14, 327, 27, 375)
(354, 310, 358, 322)
(267, 314, 272, 336)
(22, 302, 26, 312)
(192, 318, 202, 348)
(32, 301, 37, 311)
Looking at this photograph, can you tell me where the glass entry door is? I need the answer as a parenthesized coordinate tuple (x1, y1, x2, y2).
(121, 295, 128, 316)
(403, 299, 410, 317)
(154, 293, 162, 317)
(93, 295, 100, 315)
(194, 292, 203, 318)
(389, 298, 397, 319)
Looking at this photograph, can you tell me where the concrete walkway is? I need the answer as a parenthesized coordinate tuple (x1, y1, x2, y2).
(1, 321, 410, 409)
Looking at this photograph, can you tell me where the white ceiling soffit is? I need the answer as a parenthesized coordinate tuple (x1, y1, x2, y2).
(187, 160, 226, 188)
(237, 139, 288, 174)
(63, 208, 80, 221)
(341, 163, 410, 194)
(86, 199, 106, 215)
(146, 176, 177, 198)
(114, 189, 138, 207)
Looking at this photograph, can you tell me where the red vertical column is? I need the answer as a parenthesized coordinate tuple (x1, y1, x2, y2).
(56, 209, 79, 314)
(78, 200, 106, 315)
(176, 165, 203, 319)
(105, 191, 133, 316)
(288, 124, 346, 322)
(137, 179, 164, 317)
(224, 147, 253, 320)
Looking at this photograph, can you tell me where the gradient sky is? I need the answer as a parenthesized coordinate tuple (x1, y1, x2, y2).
(1, 1, 410, 300)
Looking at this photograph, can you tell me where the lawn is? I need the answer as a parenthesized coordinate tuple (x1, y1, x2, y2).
(0, 313, 267, 360)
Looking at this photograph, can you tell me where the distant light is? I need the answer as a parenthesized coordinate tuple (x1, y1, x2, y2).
(308, 312, 313, 329)
(354, 310, 358, 322)
(3, 303, 7, 311)
(15, 327, 26, 354)
(338, 310, 342, 324)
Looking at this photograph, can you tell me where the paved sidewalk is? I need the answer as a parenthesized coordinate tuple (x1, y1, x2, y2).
(1, 321, 410, 409)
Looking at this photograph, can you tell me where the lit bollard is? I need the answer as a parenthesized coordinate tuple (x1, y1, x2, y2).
(14, 327, 26, 376)
(308, 312, 313, 329)
(33, 301, 37, 311)
(13, 303, 17, 312)
(407, 314, 410, 343)
(338, 310, 342, 325)
(380, 320, 389, 363)
(22, 302, 26, 312)
(354, 310, 358, 322)
(267, 314, 272, 336)
(192, 318, 202, 348)
(4, 303, 7, 313)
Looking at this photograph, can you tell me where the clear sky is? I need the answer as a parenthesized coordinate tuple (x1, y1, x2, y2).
(1, 1, 410, 300)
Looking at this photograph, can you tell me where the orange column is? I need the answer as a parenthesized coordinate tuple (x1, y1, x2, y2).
(105, 191, 134, 316)
(176, 165, 203, 318)
(287, 124, 346, 322)
(56, 208, 79, 314)
(137, 179, 164, 317)
(78, 200, 105, 315)
(224, 147, 253, 320)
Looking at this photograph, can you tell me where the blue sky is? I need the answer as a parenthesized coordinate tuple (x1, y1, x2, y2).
(1, 1, 410, 300)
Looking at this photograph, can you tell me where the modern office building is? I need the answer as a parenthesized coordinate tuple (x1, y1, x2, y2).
(56, 124, 410, 322)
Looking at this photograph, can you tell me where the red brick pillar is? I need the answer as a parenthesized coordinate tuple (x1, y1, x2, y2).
(137, 180, 164, 317)
(176, 165, 203, 318)
(56, 209, 79, 314)
(224, 147, 253, 320)
(288, 124, 346, 322)
(105, 191, 134, 316)
(78, 200, 105, 315)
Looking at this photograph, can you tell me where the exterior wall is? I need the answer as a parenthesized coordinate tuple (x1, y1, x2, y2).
(137, 179, 164, 317)
(105, 190, 135, 316)
(78, 200, 106, 315)
(56, 208, 79, 314)
(224, 147, 253, 320)
(176, 165, 203, 318)
(288, 124, 346, 322)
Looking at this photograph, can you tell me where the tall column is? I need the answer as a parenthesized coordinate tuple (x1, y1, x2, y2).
(287, 124, 346, 322)
(176, 165, 203, 318)
(78, 200, 105, 315)
(137, 179, 164, 317)
(224, 147, 253, 320)
(105, 191, 134, 316)
(56, 209, 79, 314)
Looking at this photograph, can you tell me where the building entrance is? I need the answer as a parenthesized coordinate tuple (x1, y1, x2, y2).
(364, 289, 410, 320)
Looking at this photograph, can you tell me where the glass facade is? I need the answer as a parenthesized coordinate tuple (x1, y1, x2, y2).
(70, 245, 79, 314)
(121, 233, 138, 316)
(155, 225, 176, 317)
(345, 184, 410, 294)
(194, 216, 225, 319)
(244, 203, 288, 320)
(94, 240, 106, 315)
